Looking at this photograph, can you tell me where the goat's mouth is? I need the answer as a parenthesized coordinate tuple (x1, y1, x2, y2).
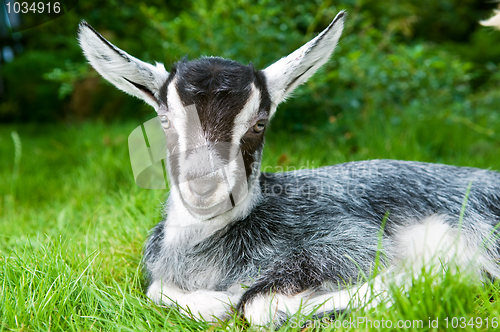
(177, 179, 235, 218)
(184, 199, 234, 220)
(173, 166, 250, 219)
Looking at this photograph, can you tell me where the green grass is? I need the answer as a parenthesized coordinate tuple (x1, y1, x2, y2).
(1, 109, 500, 331)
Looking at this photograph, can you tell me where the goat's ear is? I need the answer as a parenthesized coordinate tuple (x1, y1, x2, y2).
(263, 11, 345, 109)
(481, 10, 500, 29)
(78, 21, 168, 110)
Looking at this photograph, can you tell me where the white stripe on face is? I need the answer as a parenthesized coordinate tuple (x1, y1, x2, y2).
(166, 78, 205, 154)
(166, 80, 210, 183)
(231, 84, 261, 144)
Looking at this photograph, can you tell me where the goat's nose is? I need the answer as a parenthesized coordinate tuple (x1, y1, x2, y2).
(189, 177, 218, 198)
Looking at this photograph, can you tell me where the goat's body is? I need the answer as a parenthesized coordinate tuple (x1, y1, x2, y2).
(78, 11, 500, 325)
(144, 160, 500, 321)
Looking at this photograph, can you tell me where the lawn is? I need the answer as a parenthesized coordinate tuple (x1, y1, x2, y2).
(1, 102, 500, 331)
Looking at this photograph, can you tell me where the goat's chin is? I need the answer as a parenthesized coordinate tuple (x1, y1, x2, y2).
(184, 202, 234, 221)
(181, 192, 234, 220)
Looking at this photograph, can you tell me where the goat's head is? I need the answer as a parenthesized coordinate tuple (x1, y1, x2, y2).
(78, 12, 345, 220)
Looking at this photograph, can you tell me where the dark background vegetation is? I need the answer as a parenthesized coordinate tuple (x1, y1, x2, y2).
(1, 0, 500, 130)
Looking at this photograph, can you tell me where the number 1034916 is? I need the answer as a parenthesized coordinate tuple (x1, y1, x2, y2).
(444, 317, 498, 329)
(5, 2, 60, 14)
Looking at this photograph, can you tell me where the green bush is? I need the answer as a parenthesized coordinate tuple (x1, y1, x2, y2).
(0, 52, 62, 121)
(0, 0, 499, 123)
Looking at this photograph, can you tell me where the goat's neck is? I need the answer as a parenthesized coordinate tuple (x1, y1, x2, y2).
(163, 179, 263, 245)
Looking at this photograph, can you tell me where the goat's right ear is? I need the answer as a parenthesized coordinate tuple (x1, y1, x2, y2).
(78, 21, 169, 110)
(481, 10, 500, 29)
(263, 11, 345, 113)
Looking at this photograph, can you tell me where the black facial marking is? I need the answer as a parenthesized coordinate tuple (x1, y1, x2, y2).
(240, 135, 263, 179)
(254, 69, 272, 113)
(240, 69, 271, 178)
(174, 57, 255, 142)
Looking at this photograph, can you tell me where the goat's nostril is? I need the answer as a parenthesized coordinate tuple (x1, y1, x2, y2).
(189, 177, 218, 198)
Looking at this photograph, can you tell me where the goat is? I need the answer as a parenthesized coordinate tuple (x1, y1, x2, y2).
(78, 11, 500, 326)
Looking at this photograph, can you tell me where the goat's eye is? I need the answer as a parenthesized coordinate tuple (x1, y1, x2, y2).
(253, 120, 267, 133)
(160, 115, 170, 129)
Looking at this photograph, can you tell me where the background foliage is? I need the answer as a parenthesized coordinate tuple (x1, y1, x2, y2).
(1, 0, 500, 126)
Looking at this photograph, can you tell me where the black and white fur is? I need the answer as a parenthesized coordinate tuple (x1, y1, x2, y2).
(78, 12, 500, 326)
(482, 8, 500, 28)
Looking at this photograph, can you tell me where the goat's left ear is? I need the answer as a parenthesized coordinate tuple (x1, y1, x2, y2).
(78, 21, 169, 110)
(481, 10, 500, 29)
(263, 11, 345, 111)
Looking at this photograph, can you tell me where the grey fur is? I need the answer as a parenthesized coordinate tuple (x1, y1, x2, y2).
(145, 160, 500, 292)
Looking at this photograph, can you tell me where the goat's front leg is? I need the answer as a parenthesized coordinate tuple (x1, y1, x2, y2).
(236, 256, 329, 326)
(237, 282, 308, 326)
(238, 272, 391, 326)
(235, 252, 379, 327)
(237, 281, 367, 327)
(147, 280, 242, 321)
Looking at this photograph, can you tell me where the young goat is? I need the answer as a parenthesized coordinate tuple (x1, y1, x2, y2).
(78, 11, 500, 326)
